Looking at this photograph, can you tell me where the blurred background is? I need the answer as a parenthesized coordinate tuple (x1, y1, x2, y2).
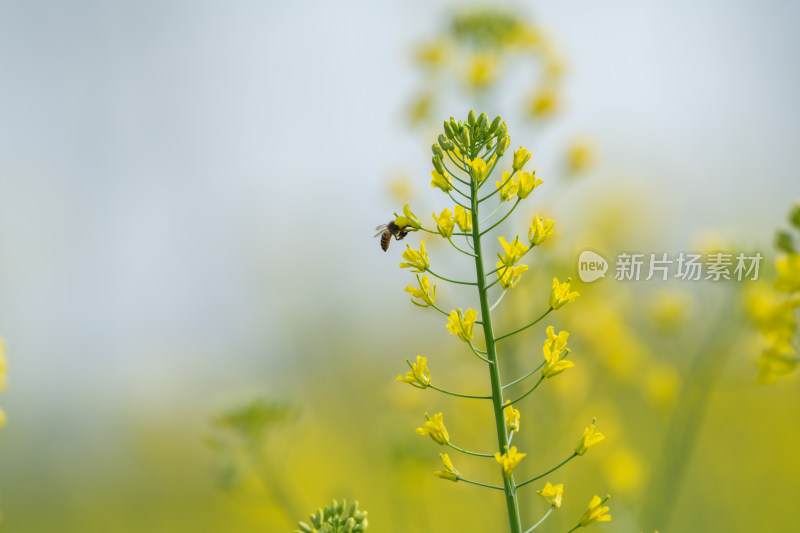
(0, 1, 799, 532)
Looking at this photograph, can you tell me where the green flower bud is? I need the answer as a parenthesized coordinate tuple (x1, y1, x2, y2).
(486, 137, 496, 150)
(296, 522, 314, 533)
(461, 127, 471, 148)
(432, 143, 444, 159)
(489, 115, 502, 134)
(775, 230, 795, 253)
(478, 112, 488, 131)
(433, 155, 445, 175)
(790, 202, 800, 229)
(437, 134, 449, 150)
(468, 109, 476, 125)
(443, 120, 455, 139)
(497, 135, 511, 156)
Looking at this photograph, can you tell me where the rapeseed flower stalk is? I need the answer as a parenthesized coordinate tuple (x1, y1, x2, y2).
(386, 112, 608, 533)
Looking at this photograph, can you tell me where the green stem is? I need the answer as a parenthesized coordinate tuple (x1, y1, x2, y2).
(524, 505, 555, 533)
(480, 198, 522, 236)
(565, 525, 581, 533)
(517, 454, 578, 488)
(456, 477, 505, 491)
(447, 442, 495, 458)
(447, 236, 478, 258)
(469, 147, 522, 533)
(507, 376, 544, 405)
(428, 383, 491, 400)
(425, 268, 477, 286)
(503, 362, 545, 390)
(495, 308, 553, 342)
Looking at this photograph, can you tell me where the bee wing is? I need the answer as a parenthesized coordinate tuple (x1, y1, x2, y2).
(374, 224, 388, 237)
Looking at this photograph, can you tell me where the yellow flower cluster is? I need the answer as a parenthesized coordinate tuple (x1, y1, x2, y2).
(495, 446, 526, 478)
(416, 413, 449, 445)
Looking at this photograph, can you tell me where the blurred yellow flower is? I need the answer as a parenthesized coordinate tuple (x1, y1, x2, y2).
(529, 215, 555, 245)
(603, 448, 645, 494)
(575, 418, 606, 455)
(405, 274, 436, 307)
(758, 344, 798, 384)
(517, 171, 542, 199)
(395, 204, 422, 230)
(527, 86, 559, 118)
(496, 173, 519, 202)
(414, 40, 447, 68)
(566, 140, 595, 174)
(498, 235, 529, 266)
(512, 146, 531, 172)
(542, 326, 574, 378)
(387, 174, 416, 203)
(550, 278, 579, 310)
(407, 91, 433, 125)
(503, 402, 520, 432)
(454, 205, 472, 233)
(776, 253, 800, 293)
(434, 453, 460, 481)
(446, 308, 478, 342)
(497, 262, 528, 290)
(416, 412, 449, 445)
(432, 208, 455, 238)
(645, 363, 680, 408)
(399, 241, 429, 273)
(467, 53, 495, 89)
(579, 495, 611, 526)
(495, 446, 526, 478)
(397, 356, 431, 389)
(536, 482, 563, 508)
(469, 157, 490, 183)
(430, 169, 453, 193)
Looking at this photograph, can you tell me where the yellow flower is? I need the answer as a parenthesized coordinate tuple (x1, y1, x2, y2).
(512, 147, 532, 172)
(497, 262, 528, 289)
(529, 215, 555, 245)
(467, 53, 495, 89)
(396, 356, 431, 389)
(550, 278, 579, 309)
(430, 169, 453, 193)
(517, 171, 543, 199)
(542, 326, 574, 378)
(496, 173, 519, 202)
(495, 446, 526, 478)
(497, 235, 529, 266)
(758, 344, 798, 384)
(469, 157, 490, 183)
(454, 205, 472, 233)
(575, 418, 606, 455)
(527, 86, 559, 118)
(776, 253, 800, 293)
(446, 308, 478, 342)
(405, 274, 436, 307)
(415, 412, 449, 445)
(503, 402, 520, 432)
(432, 208, 455, 238)
(537, 482, 563, 509)
(579, 495, 611, 526)
(395, 204, 422, 230)
(399, 241, 429, 273)
(434, 453, 460, 481)
(566, 140, 594, 174)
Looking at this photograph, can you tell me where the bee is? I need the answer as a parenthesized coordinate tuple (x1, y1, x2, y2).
(374, 220, 411, 252)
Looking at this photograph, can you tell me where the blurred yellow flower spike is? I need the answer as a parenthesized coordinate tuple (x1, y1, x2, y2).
(503, 402, 520, 432)
(497, 235, 529, 266)
(434, 453, 460, 481)
(496, 172, 519, 202)
(405, 274, 436, 307)
(467, 53, 496, 89)
(397, 356, 431, 389)
(550, 277, 579, 310)
(432, 208, 455, 238)
(758, 344, 798, 384)
(512, 146, 531, 172)
(776, 252, 800, 293)
(566, 140, 595, 174)
(399, 241, 429, 273)
(430, 169, 453, 193)
(575, 418, 606, 456)
(537, 482, 563, 509)
(415, 412, 449, 445)
(446, 308, 478, 342)
(497, 262, 528, 290)
(469, 157, 490, 183)
(541, 326, 574, 379)
(395, 204, 422, 230)
(527, 86, 559, 118)
(529, 215, 555, 246)
(495, 446, 526, 478)
(453, 205, 472, 233)
(579, 495, 612, 526)
(517, 171, 542, 199)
